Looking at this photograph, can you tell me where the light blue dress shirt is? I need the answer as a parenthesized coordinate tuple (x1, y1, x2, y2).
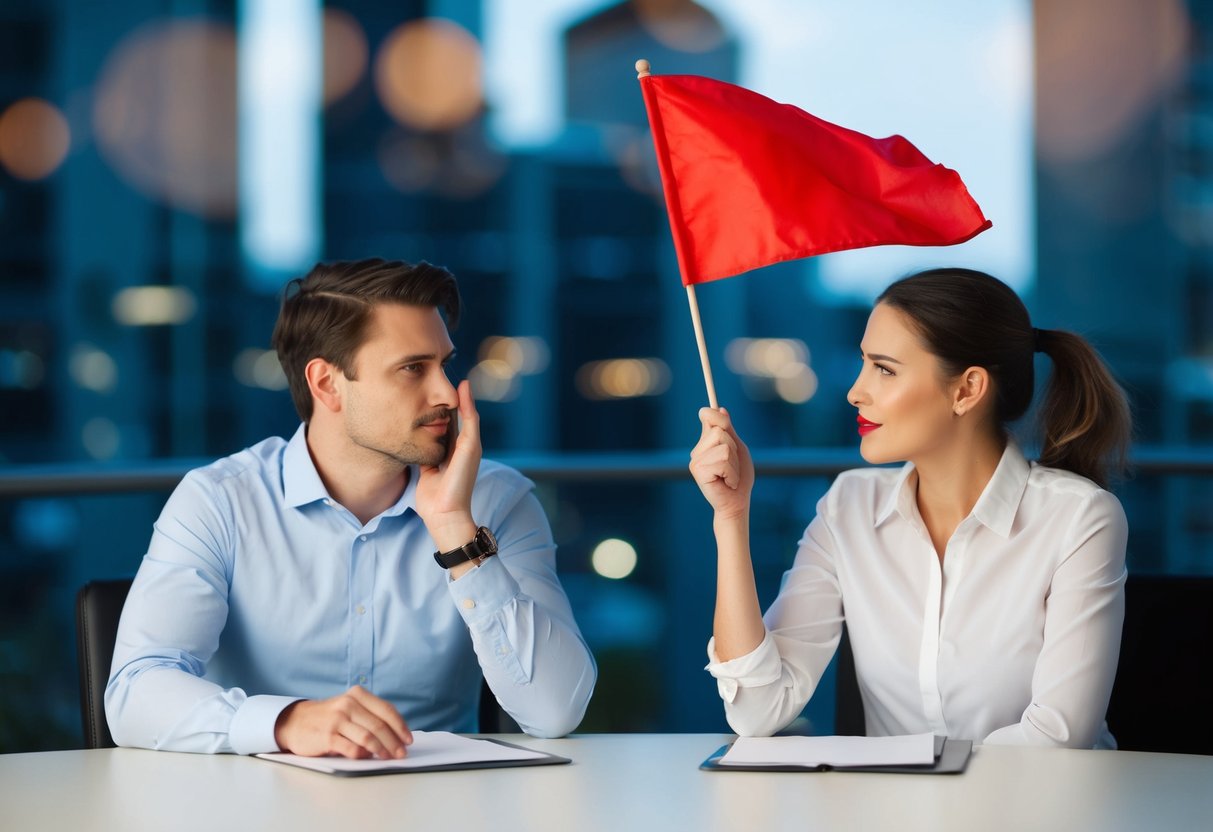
(106, 425, 597, 754)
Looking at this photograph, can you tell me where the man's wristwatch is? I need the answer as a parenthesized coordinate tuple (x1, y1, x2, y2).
(433, 526, 498, 569)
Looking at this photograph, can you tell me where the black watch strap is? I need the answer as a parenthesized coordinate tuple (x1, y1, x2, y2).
(433, 526, 498, 569)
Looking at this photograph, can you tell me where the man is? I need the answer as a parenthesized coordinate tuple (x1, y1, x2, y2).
(106, 258, 596, 757)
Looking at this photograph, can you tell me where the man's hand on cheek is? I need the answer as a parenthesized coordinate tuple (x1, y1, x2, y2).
(416, 379, 482, 551)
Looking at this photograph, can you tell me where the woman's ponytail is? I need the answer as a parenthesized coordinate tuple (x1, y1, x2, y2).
(1034, 328, 1131, 487)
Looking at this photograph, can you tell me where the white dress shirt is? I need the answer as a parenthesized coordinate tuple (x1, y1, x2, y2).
(706, 442, 1127, 748)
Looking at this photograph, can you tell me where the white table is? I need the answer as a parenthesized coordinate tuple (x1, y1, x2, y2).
(2, 734, 1211, 832)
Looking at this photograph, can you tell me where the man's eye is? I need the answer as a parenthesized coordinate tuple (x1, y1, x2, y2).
(402, 364, 422, 374)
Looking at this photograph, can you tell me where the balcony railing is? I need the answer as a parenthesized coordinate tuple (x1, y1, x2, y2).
(2, 446, 1212, 496)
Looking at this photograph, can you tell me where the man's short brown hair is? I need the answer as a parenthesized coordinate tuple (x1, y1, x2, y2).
(271, 258, 461, 422)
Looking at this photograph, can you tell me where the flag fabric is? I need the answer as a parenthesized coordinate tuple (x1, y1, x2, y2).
(639, 73, 993, 286)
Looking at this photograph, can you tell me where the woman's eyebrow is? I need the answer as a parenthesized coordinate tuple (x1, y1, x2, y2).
(861, 350, 903, 364)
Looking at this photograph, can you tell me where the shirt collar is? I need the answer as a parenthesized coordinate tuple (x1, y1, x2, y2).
(282, 424, 331, 508)
(281, 424, 420, 520)
(874, 440, 1030, 539)
(970, 440, 1031, 538)
(876, 462, 918, 528)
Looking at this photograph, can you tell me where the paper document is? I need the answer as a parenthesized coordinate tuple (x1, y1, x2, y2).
(718, 733, 936, 768)
(256, 731, 556, 775)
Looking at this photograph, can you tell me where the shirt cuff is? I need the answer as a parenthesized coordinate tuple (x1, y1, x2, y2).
(228, 694, 302, 755)
(446, 556, 520, 628)
(704, 631, 782, 704)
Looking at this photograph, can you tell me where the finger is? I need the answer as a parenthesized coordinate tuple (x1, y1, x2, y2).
(458, 378, 478, 417)
(691, 426, 737, 463)
(456, 380, 480, 434)
(698, 407, 730, 431)
(691, 446, 740, 489)
(349, 686, 413, 747)
(331, 734, 373, 760)
(447, 381, 481, 462)
(344, 711, 406, 760)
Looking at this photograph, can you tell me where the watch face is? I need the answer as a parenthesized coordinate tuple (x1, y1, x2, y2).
(475, 526, 498, 554)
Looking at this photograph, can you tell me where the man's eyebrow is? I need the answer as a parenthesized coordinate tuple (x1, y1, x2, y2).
(396, 348, 456, 365)
(861, 350, 903, 364)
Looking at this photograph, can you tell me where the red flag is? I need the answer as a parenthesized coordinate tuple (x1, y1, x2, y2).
(639, 74, 992, 286)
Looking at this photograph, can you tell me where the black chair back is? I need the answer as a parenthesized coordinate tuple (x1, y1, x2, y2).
(834, 625, 865, 736)
(1106, 573, 1213, 755)
(75, 578, 133, 749)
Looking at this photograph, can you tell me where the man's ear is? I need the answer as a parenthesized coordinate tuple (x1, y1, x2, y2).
(305, 358, 343, 415)
(952, 366, 991, 417)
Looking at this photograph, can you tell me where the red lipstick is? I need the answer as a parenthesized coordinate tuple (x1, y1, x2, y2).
(856, 415, 881, 436)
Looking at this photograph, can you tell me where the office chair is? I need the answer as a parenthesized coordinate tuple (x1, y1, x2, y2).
(833, 625, 865, 735)
(74, 576, 518, 749)
(1106, 573, 1213, 755)
(75, 577, 133, 749)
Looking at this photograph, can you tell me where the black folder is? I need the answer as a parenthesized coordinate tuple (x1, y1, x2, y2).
(700, 735, 972, 774)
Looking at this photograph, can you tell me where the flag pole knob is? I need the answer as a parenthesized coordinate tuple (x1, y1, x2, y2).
(635, 59, 651, 78)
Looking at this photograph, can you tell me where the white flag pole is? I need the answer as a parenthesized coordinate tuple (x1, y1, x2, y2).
(637, 58, 721, 410)
(685, 284, 720, 409)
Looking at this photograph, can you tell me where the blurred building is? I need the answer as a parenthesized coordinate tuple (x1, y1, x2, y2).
(2, 0, 1211, 752)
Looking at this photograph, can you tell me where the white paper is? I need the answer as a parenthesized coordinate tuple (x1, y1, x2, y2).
(256, 730, 551, 774)
(718, 733, 936, 768)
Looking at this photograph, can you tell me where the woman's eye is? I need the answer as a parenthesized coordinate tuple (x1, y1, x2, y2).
(875, 364, 894, 377)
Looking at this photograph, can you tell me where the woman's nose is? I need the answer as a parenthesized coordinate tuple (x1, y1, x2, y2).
(846, 375, 866, 407)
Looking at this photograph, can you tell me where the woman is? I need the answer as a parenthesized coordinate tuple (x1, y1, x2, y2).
(690, 268, 1131, 747)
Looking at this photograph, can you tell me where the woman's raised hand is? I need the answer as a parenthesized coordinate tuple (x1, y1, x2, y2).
(689, 407, 755, 521)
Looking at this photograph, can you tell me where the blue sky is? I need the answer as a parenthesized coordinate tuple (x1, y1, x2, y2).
(483, 0, 1032, 300)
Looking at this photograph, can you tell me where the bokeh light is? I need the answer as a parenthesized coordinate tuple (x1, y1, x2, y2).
(774, 365, 819, 404)
(591, 538, 638, 580)
(726, 338, 818, 403)
(468, 336, 550, 403)
(576, 358, 671, 400)
(374, 18, 483, 131)
(479, 336, 550, 375)
(112, 286, 198, 327)
(93, 19, 238, 218)
(0, 98, 71, 181)
(633, 0, 728, 53)
(468, 358, 520, 402)
(726, 338, 809, 377)
(81, 417, 120, 460)
(323, 8, 368, 106)
(233, 348, 288, 391)
(69, 344, 118, 394)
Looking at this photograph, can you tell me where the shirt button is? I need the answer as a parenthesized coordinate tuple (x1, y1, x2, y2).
(356, 604, 366, 615)
(358, 675, 367, 685)
(462, 598, 476, 610)
(359, 535, 367, 541)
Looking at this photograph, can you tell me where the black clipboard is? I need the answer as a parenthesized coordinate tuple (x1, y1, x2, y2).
(256, 737, 571, 777)
(700, 735, 972, 775)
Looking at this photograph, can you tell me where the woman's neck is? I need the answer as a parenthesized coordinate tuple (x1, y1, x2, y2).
(913, 431, 1006, 559)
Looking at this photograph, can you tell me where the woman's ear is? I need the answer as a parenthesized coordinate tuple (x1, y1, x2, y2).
(305, 358, 343, 415)
(952, 366, 991, 417)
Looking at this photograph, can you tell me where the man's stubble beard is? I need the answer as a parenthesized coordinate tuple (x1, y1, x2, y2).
(346, 406, 453, 470)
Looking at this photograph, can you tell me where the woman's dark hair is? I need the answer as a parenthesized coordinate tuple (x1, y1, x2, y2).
(876, 267, 1131, 487)
(271, 258, 461, 422)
